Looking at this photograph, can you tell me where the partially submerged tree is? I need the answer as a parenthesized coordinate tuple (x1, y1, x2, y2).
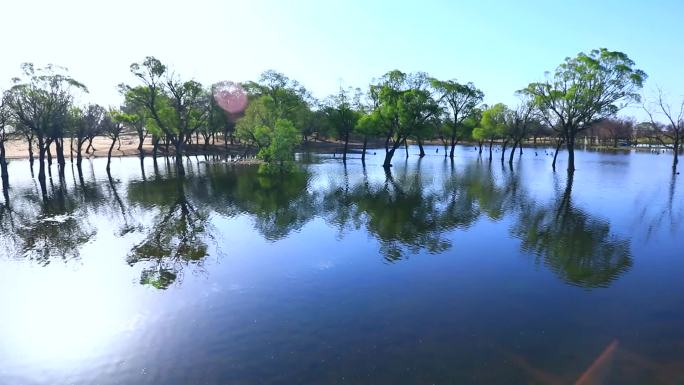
(104, 109, 126, 174)
(323, 86, 361, 163)
(5, 63, 87, 182)
(123, 57, 208, 175)
(523, 48, 646, 172)
(643, 90, 684, 173)
(432, 79, 484, 159)
(368, 71, 440, 168)
(0, 95, 11, 189)
(473, 103, 507, 162)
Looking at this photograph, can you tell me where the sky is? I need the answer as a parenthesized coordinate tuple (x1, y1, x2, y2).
(1, 0, 683, 120)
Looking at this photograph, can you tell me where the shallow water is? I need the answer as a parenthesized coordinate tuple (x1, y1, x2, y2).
(0, 145, 682, 385)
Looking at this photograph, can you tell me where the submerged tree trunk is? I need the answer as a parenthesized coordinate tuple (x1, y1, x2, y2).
(361, 136, 368, 163)
(37, 137, 46, 180)
(552, 138, 564, 171)
(501, 140, 509, 163)
(106, 137, 117, 175)
(673, 138, 680, 173)
(449, 133, 457, 159)
(418, 138, 425, 158)
(404, 138, 409, 158)
(76, 138, 84, 169)
(567, 133, 576, 172)
(478, 141, 483, 156)
(27, 135, 35, 173)
(0, 140, 9, 189)
(509, 140, 519, 166)
(488, 139, 494, 162)
(175, 139, 185, 176)
(342, 131, 350, 163)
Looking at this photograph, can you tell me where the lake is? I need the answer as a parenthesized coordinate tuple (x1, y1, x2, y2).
(0, 145, 682, 385)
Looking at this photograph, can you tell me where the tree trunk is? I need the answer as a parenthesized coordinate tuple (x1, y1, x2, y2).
(361, 136, 368, 163)
(383, 138, 403, 168)
(509, 140, 518, 166)
(673, 138, 680, 173)
(152, 136, 159, 158)
(567, 133, 576, 172)
(138, 131, 145, 152)
(488, 139, 494, 162)
(55, 138, 65, 168)
(478, 141, 483, 155)
(552, 138, 564, 171)
(383, 148, 396, 168)
(76, 138, 84, 169)
(106, 137, 116, 174)
(0, 140, 8, 189)
(175, 139, 185, 176)
(519, 142, 523, 156)
(46, 140, 53, 166)
(449, 133, 456, 159)
(37, 136, 46, 182)
(501, 140, 509, 163)
(27, 135, 35, 172)
(418, 138, 425, 157)
(404, 138, 409, 158)
(342, 131, 350, 163)
(86, 137, 95, 154)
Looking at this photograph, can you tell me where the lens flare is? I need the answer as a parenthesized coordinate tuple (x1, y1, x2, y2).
(213, 81, 247, 114)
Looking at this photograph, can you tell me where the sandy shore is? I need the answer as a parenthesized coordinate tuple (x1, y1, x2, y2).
(2, 134, 377, 160)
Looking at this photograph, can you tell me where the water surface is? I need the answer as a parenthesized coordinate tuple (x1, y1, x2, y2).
(0, 146, 682, 384)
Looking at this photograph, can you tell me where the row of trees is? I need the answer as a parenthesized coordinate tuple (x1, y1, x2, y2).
(1, 48, 683, 198)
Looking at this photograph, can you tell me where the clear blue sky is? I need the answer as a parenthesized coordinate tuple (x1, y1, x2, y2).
(1, 0, 682, 119)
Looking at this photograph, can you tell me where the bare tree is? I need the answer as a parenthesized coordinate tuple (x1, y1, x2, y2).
(643, 89, 684, 173)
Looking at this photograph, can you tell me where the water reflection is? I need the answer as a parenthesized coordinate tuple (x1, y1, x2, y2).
(0, 155, 634, 289)
(127, 178, 211, 289)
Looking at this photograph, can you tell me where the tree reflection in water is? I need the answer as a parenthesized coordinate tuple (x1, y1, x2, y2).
(0, 156, 633, 289)
(511, 173, 632, 288)
(127, 176, 212, 290)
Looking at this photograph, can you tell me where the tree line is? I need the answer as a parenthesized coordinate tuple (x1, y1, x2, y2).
(1, 47, 683, 197)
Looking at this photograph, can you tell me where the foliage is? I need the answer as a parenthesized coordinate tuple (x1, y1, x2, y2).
(258, 119, 300, 173)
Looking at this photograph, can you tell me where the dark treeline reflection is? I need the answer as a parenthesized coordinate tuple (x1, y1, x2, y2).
(0, 156, 632, 288)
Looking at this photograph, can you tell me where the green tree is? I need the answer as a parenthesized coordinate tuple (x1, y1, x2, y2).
(431, 79, 484, 159)
(522, 48, 646, 172)
(258, 119, 300, 173)
(369, 70, 440, 168)
(123, 57, 209, 175)
(323, 86, 362, 163)
(473, 103, 507, 161)
(5, 63, 87, 183)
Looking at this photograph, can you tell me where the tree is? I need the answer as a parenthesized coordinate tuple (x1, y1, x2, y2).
(523, 48, 646, 172)
(432, 79, 484, 159)
(643, 90, 684, 173)
(236, 95, 279, 154)
(258, 119, 300, 174)
(504, 96, 536, 166)
(323, 86, 361, 163)
(120, 86, 149, 154)
(369, 70, 440, 168)
(242, 70, 311, 134)
(5, 63, 87, 183)
(123, 57, 208, 175)
(473, 103, 507, 162)
(104, 109, 126, 174)
(69, 104, 106, 170)
(0, 94, 11, 189)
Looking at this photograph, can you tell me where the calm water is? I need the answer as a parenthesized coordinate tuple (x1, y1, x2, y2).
(0, 146, 682, 385)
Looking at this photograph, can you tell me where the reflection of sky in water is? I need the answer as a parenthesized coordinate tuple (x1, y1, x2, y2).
(0, 146, 683, 384)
